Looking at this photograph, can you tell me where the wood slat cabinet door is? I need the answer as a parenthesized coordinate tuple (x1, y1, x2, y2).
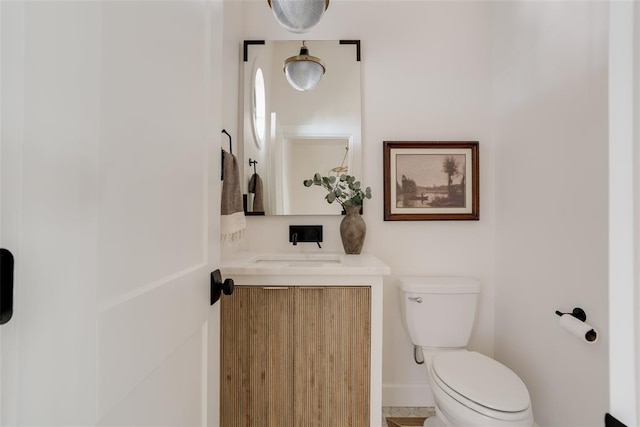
(294, 286, 371, 427)
(221, 286, 295, 426)
(221, 286, 371, 427)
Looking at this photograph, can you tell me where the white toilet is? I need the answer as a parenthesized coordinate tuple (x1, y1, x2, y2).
(398, 277, 535, 427)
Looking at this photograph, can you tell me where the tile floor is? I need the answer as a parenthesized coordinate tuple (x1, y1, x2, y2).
(381, 407, 435, 427)
(386, 417, 427, 427)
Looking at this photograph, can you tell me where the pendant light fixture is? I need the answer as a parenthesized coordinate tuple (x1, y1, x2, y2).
(267, 0, 330, 33)
(283, 41, 326, 91)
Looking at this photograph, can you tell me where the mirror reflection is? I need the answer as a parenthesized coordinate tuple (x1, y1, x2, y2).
(242, 40, 362, 216)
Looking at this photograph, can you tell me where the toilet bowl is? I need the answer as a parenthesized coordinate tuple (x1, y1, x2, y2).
(398, 277, 535, 427)
(425, 350, 533, 427)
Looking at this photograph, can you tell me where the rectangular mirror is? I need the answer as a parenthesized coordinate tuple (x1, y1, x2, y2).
(242, 40, 362, 216)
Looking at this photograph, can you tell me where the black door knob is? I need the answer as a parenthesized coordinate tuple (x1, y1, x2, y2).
(210, 269, 234, 305)
(222, 278, 234, 296)
(0, 248, 14, 325)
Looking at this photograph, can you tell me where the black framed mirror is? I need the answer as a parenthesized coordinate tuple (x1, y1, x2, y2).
(242, 40, 362, 216)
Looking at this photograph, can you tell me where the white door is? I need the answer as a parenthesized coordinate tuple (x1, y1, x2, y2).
(0, 1, 222, 426)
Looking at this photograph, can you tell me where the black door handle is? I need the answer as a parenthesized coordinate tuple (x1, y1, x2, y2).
(605, 414, 627, 427)
(1, 248, 14, 325)
(210, 269, 234, 305)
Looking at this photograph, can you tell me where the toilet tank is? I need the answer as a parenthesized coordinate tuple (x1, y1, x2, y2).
(399, 277, 480, 349)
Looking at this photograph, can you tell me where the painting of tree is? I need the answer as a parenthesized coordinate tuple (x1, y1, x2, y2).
(442, 156, 460, 194)
(394, 153, 466, 208)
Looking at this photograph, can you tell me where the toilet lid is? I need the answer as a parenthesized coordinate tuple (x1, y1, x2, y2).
(432, 351, 530, 413)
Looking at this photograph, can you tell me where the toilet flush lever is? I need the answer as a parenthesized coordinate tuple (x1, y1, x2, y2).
(409, 296, 423, 303)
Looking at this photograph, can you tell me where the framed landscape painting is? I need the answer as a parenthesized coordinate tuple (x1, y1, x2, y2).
(383, 141, 479, 221)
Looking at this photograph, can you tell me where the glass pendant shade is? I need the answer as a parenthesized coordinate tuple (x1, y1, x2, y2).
(267, 0, 330, 33)
(284, 43, 326, 91)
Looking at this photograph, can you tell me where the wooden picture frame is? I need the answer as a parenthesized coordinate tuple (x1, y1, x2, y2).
(383, 141, 479, 221)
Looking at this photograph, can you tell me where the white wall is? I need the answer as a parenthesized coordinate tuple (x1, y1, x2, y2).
(492, 2, 609, 426)
(225, 0, 495, 407)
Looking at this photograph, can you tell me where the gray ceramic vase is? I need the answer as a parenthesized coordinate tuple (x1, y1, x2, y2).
(340, 205, 366, 254)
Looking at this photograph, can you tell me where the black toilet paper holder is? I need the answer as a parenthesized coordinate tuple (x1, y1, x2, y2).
(555, 307, 587, 322)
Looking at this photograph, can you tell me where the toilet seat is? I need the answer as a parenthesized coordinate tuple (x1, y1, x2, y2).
(431, 351, 531, 421)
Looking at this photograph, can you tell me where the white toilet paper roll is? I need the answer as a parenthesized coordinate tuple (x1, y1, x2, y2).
(559, 314, 598, 343)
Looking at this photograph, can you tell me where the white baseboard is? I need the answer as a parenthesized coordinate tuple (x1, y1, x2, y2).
(382, 383, 435, 407)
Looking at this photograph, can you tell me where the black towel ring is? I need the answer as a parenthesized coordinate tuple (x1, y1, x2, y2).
(221, 129, 232, 180)
(221, 129, 232, 154)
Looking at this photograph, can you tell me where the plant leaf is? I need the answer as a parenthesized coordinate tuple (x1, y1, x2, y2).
(303, 172, 371, 206)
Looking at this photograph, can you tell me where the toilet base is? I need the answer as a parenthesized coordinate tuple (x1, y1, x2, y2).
(424, 415, 445, 427)
(424, 404, 537, 427)
(426, 417, 539, 427)
(423, 407, 448, 427)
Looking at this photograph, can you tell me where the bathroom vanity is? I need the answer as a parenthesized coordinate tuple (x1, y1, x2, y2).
(221, 253, 390, 427)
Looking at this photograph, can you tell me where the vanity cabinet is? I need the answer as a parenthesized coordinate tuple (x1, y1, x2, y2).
(221, 286, 371, 427)
(220, 252, 390, 426)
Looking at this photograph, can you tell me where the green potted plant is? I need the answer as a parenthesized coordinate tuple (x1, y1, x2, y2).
(303, 173, 371, 254)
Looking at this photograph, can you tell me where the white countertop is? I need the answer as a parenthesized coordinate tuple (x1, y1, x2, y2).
(221, 252, 391, 276)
